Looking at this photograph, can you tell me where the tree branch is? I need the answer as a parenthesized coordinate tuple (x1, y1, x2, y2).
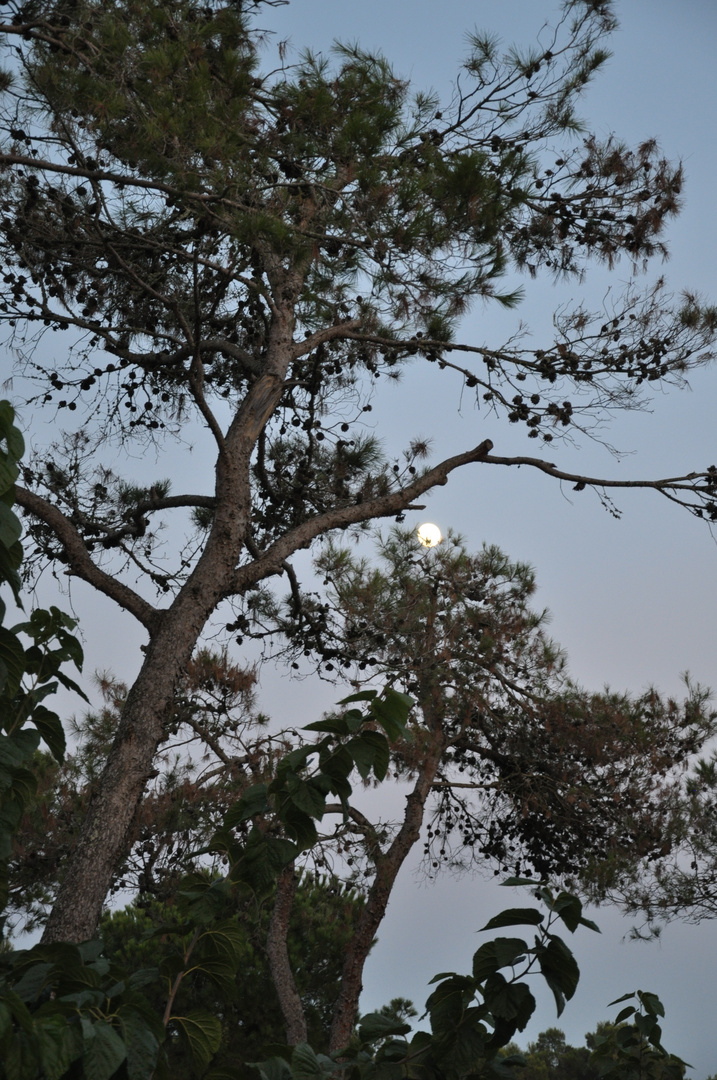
(14, 487, 160, 632)
(481, 453, 717, 516)
(227, 440, 495, 594)
(266, 865, 307, 1046)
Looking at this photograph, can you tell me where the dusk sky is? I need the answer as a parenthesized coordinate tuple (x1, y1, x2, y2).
(11, 1, 717, 1075)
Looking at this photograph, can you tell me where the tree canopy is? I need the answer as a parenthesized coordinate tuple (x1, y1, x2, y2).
(1, 0, 717, 1057)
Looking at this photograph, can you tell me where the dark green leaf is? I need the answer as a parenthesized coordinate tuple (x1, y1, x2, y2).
(303, 715, 350, 735)
(607, 991, 636, 1007)
(483, 974, 536, 1028)
(550, 892, 584, 933)
(536, 937, 579, 1016)
(251, 1056, 293, 1080)
(337, 690, 377, 704)
(82, 1019, 127, 1080)
(12, 961, 55, 1003)
(223, 783, 269, 829)
(358, 1013, 412, 1042)
(290, 1042, 325, 1080)
(119, 1007, 161, 1080)
(0, 626, 24, 698)
(172, 1009, 222, 1073)
(472, 938, 528, 983)
(480, 908, 543, 932)
(32, 705, 66, 763)
(286, 776, 326, 819)
(638, 990, 665, 1018)
(0, 501, 21, 550)
(35, 1014, 82, 1080)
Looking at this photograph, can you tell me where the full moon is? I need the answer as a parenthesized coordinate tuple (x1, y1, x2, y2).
(417, 522, 442, 548)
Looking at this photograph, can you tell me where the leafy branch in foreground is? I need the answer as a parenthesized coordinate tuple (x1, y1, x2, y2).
(0, 402, 87, 926)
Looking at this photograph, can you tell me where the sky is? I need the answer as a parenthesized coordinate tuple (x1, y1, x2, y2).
(9, 0, 717, 1074)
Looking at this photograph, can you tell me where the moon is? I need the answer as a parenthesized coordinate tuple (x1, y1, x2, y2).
(417, 522, 442, 548)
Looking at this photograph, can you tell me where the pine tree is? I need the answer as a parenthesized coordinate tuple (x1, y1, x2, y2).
(1, 0, 716, 1022)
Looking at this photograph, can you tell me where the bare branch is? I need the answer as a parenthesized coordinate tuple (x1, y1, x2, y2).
(481, 452, 717, 518)
(14, 486, 160, 631)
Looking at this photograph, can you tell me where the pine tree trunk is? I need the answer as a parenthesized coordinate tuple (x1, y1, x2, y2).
(328, 732, 447, 1052)
(42, 314, 297, 943)
(267, 866, 308, 1045)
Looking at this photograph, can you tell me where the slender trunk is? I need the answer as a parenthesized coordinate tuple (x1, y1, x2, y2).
(42, 579, 231, 942)
(42, 317, 297, 943)
(267, 866, 307, 1045)
(328, 732, 447, 1052)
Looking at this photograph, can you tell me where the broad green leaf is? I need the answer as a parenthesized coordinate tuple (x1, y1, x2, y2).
(172, 1010, 222, 1072)
(281, 803, 318, 849)
(634, 1012, 660, 1043)
(127, 967, 161, 991)
(347, 730, 389, 781)
(0, 501, 21, 550)
(119, 1006, 161, 1080)
(358, 1013, 412, 1042)
(200, 919, 245, 964)
(193, 955, 237, 996)
(32, 705, 66, 763)
(433, 1007, 489, 1075)
(614, 1006, 636, 1024)
(0, 453, 19, 497)
(35, 1014, 82, 1080)
(426, 974, 476, 1033)
(637, 990, 665, 1017)
(279, 744, 314, 775)
(472, 938, 528, 983)
(290, 1042, 326, 1080)
(346, 734, 375, 780)
(9, 962, 54, 1004)
(482, 975, 535, 1028)
(0, 1001, 10, 1043)
(337, 690, 377, 705)
(82, 1019, 127, 1080)
(303, 715, 350, 735)
(550, 891, 584, 933)
(320, 744, 354, 784)
(366, 731, 390, 781)
(0, 401, 24, 459)
(371, 691, 413, 742)
(223, 783, 269, 829)
(77, 939, 106, 965)
(536, 937, 579, 1016)
(232, 830, 298, 893)
(480, 908, 543, 932)
(0, 728, 40, 768)
(0, 542, 22, 603)
(607, 991, 637, 1007)
(250, 1056, 293, 1080)
(0, 626, 25, 698)
(286, 775, 326, 818)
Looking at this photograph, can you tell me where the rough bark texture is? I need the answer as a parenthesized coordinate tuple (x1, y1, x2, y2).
(267, 866, 308, 1046)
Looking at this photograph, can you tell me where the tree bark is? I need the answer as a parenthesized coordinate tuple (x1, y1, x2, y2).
(41, 307, 298, 942)
(328, 731, 447, 1052)
(267, 866, 308, 1046)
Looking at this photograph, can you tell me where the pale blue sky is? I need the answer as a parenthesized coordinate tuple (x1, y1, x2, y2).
(14, 1, 717, 1074)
